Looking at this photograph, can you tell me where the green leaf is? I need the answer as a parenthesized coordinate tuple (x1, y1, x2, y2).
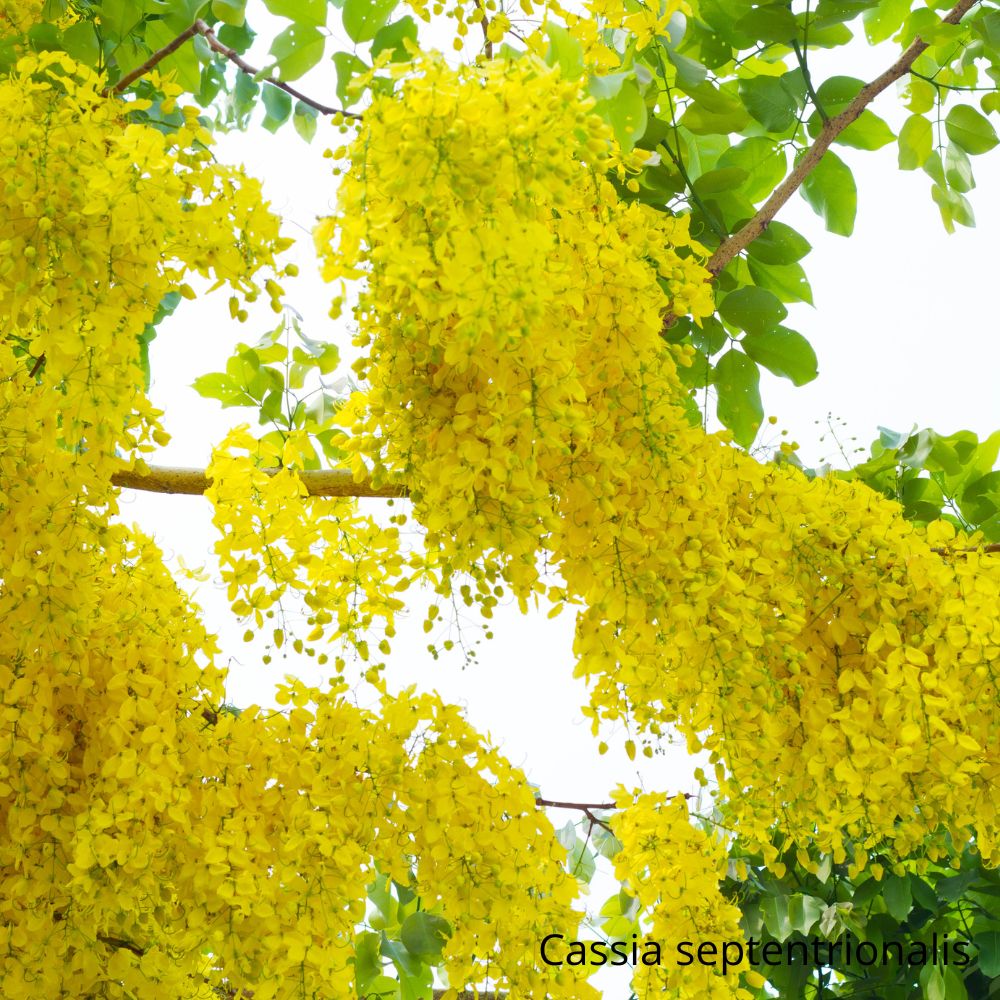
(263, 0, 328, 25)
(742, 327, 818, 385)
(945, 143, 974, 193)
(719, 286, 788, 335)
(788, 894, 825, 935)
(714, 349, 763, 447)
(680, 84, 751, 135)
(863, 0, 910, 44)
(399, 912, 450, 961)
(689, 315, 727, 355)
(545, 23, 584, 80)
(920, 964, 946, 1000)
(745, 221, 811, 265)
(27, 22, 61, 51)
(293, 100, 318, 142)
(735, 3, 797, 42)
(945, 104, 999, 155)
(898, 114, 932, 170)
(261, 85, 292, 132)
(212, 0, 247, 25)
(837, 110, 895, 150)
(594, 79, 647, 151)
(884, 874, 913, 921)
(815, 75, 865, 116)
(230, 71, 259, 127)
(269, 22, 325, 80)
(748, 259, 813, 304)
(693, 167, 748, 195)
(975, 930, 1000, 977)
(354, 931, 383, 994)
(218, 21, 257, 53)
(588, 71, 630, 101)
(800, 149, 857, 236)
(96, 0, 141, 43)
(343, 0, 398, 42)
(61, 21, 101, 65)
(960, 470, 1000, 524)
(717, 138, 786, 202)
(191, 373, 255, 408)
(371, 16, 417, 61)
(739, 75, 799, 131)
(760, 894, 793, 942)
(665, 47, 707, 88)
(333, 52, 368, 105)
(931, 183, 975, 233)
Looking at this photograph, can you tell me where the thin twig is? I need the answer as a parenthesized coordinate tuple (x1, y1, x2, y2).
(97, 934, 145, 957)
(473, 0, 493, 58)
(107, 19, 359, 119)
(535, 798, 617, 811)
(793, 39, 826, 122)
(707, 0, 980, 276)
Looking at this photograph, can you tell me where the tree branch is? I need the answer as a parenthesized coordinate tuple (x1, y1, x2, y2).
(535, 798, 617, 811)
(97, 933, 145, 957)
(107, 19, 359, 119)
(112, 466, 405, 499)
(707, 0, 980, 276)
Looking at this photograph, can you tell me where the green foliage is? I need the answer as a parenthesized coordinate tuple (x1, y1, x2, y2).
(192, 315, 346, 466)
(726, 840, 1000, 999)
(343, 0, 399, 43)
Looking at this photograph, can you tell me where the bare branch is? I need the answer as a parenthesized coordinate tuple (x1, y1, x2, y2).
(107, 19, 359, 119)
(112, 466, 405, 499)
(707, 0, 980, 275)
(535, 798, 617, 812)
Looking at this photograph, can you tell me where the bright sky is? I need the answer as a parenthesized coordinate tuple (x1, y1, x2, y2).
(118, 17, 1000, 962)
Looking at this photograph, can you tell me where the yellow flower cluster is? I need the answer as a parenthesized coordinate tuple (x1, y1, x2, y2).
(207, 427, 409, 660)
(0, 0, 44, 37)
(1, 50, 600, 997)
(318, 53, 1000, 875)
(0, 53, 289, 462)
(557, 0, 691, 69)
(317, 55, 712, 599)
(612, 792, 756, 999)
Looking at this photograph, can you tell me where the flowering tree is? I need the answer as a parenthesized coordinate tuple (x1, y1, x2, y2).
(4, 0, 1000, 997)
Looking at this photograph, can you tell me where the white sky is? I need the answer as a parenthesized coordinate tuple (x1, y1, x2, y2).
(116, 14, 1000, 972)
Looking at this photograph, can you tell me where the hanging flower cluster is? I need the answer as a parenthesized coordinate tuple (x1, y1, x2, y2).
(611, 791, 761, 999)
(0, 50, 605, 998)
(207, 426, 411, 661)
(316, 52, 1000, 877)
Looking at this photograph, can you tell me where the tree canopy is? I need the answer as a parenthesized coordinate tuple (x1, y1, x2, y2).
(5, 0, 1000, 997)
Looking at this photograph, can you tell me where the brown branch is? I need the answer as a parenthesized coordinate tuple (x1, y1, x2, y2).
(706, 0, 980, 276)
(933, 542, 1000, 555)
(536, 796, 618, 830)
(107, 19, 359, 119)
(112, 466, 406, 499)
(473, 0, 494, 58)
(97, 933, 145, 957)
(535, 798, 617, 811)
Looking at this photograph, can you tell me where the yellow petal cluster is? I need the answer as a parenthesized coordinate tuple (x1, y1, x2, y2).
(612, 791, 750, 999)
(0, 50, 598, 997)
(0, 0, 45, 37)
(206, 426, 409, 660)
(317, 53, 1000, 873)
